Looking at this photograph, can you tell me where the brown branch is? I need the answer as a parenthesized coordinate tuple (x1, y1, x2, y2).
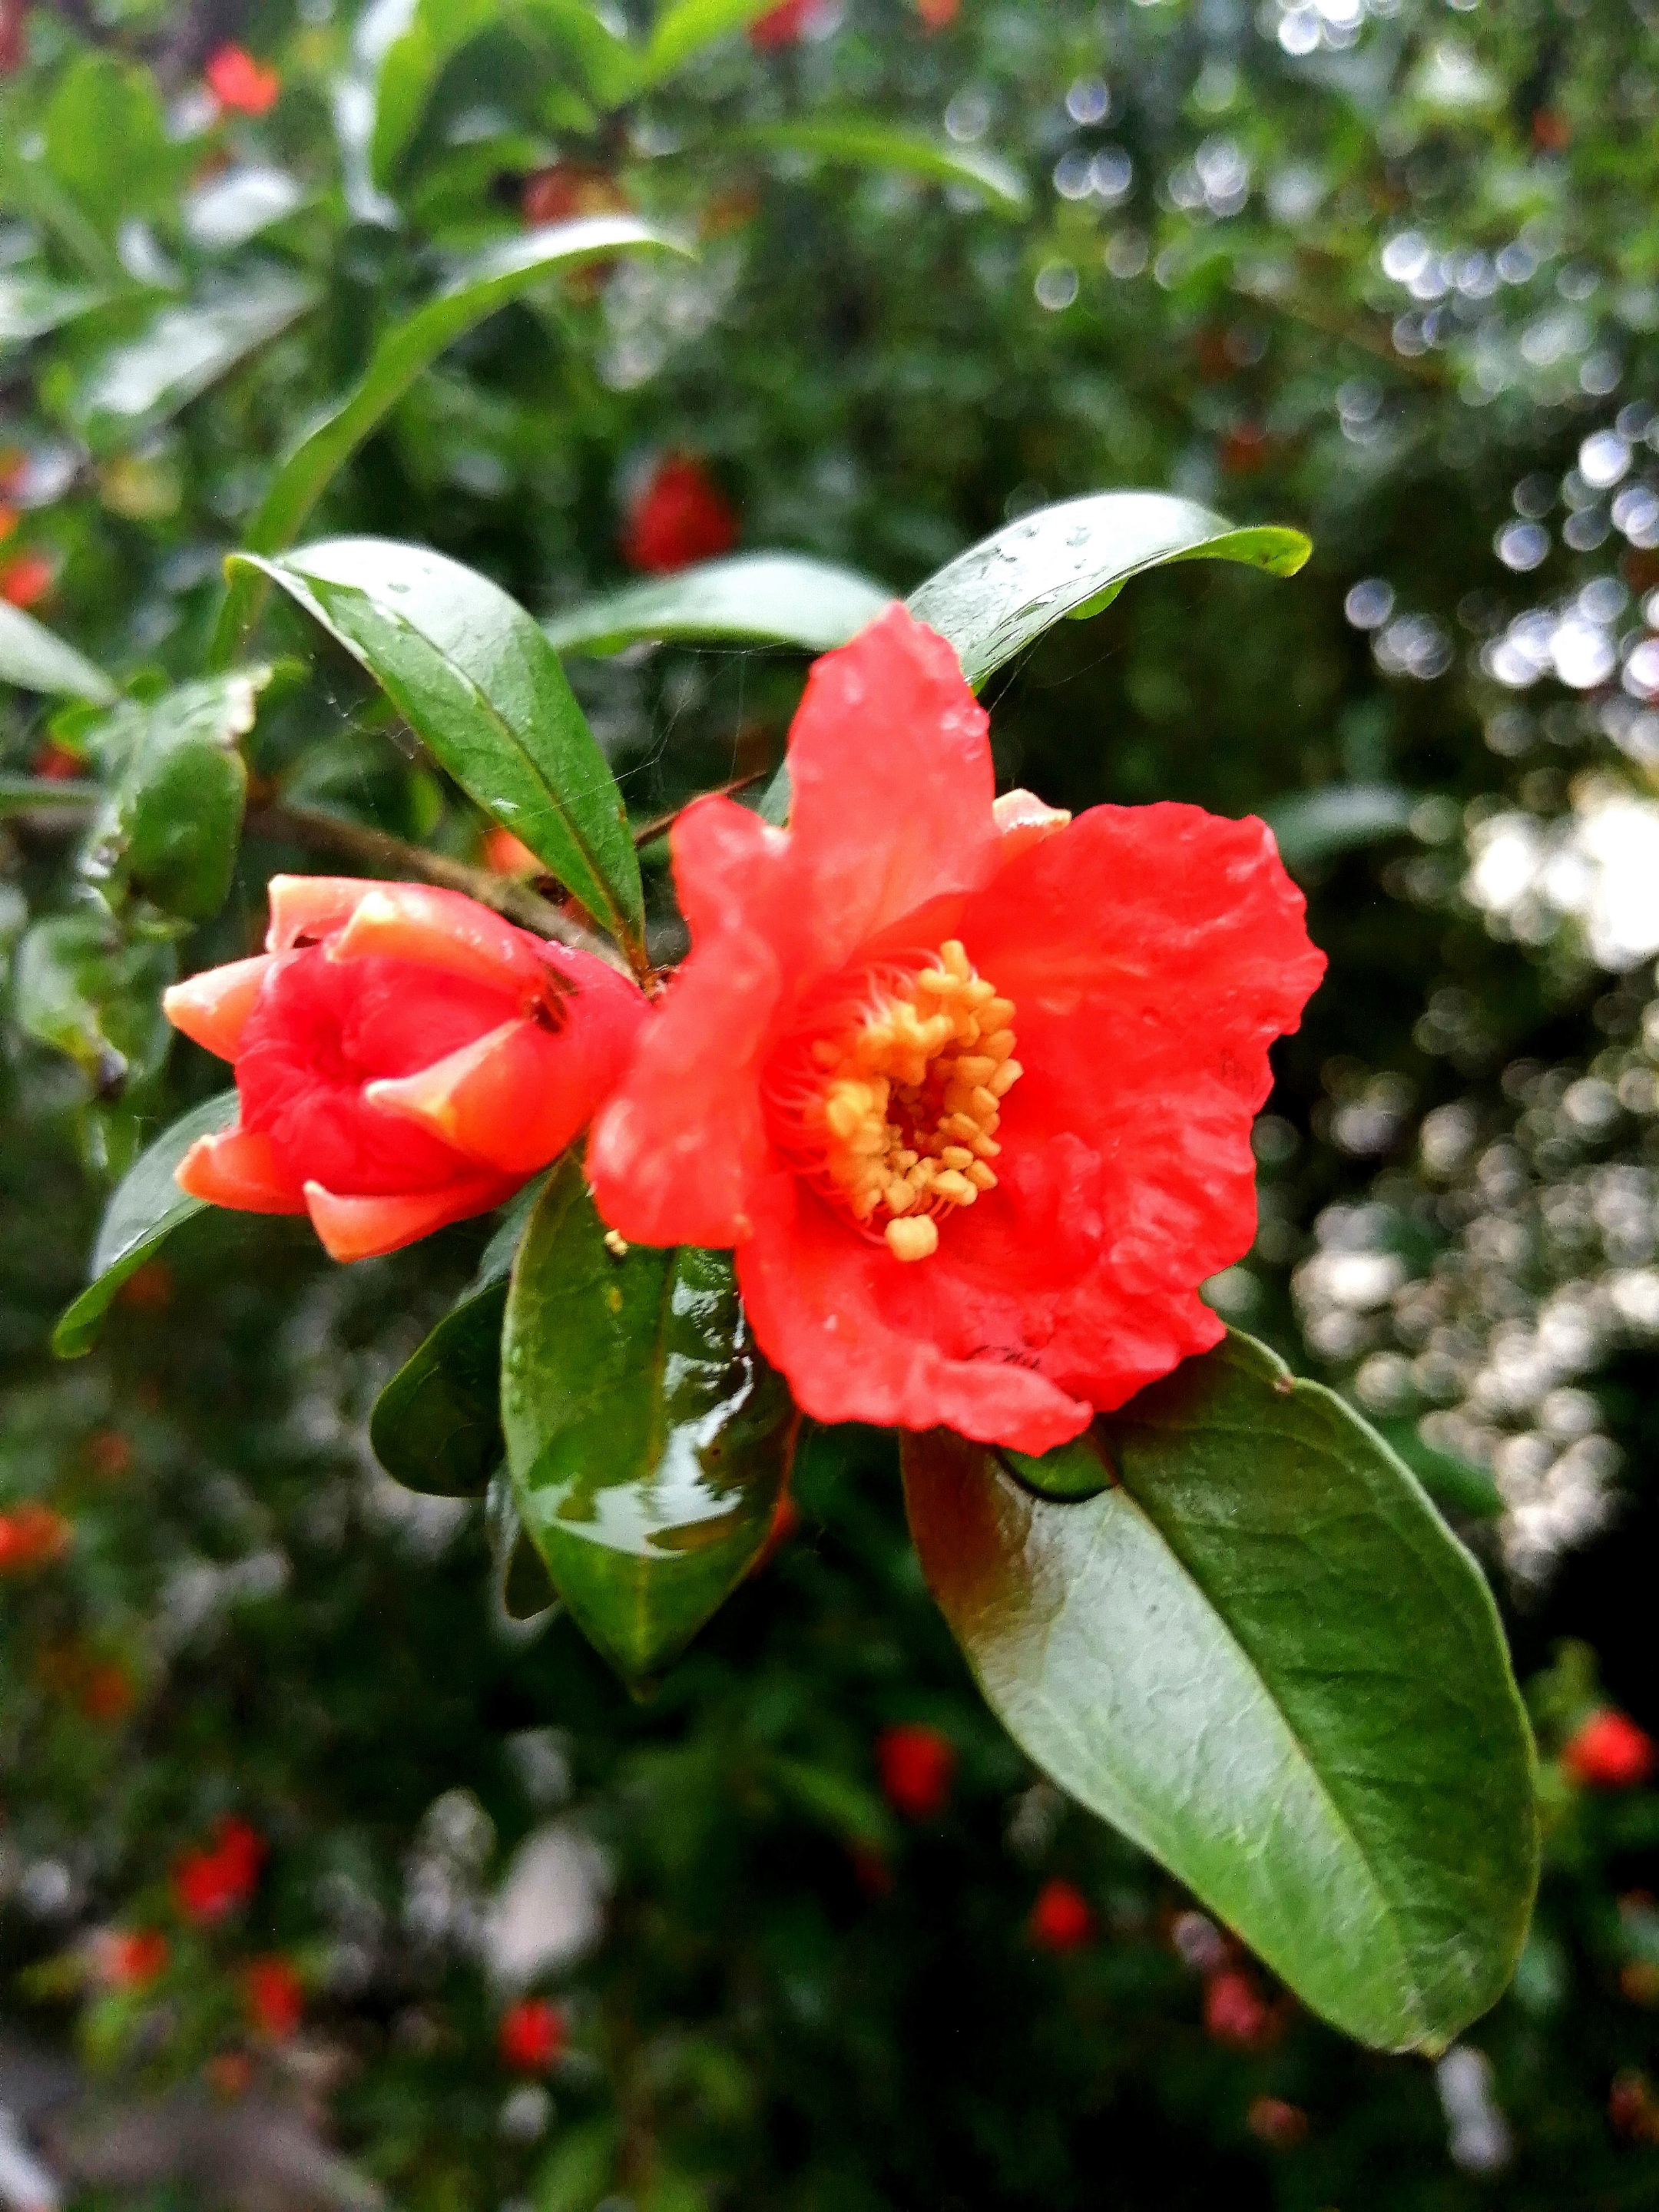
(245, 803, 631, 974)
(631, 770, 768, 848)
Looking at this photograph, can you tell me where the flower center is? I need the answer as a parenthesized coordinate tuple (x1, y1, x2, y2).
(763, 939, 1021, 1261)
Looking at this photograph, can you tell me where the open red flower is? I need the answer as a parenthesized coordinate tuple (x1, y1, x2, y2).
(590, 606, 1324, 1452)
(204, 43, 281, 116)
(621, 454, 737, 575)
(164, 879, 647, 1263)
(876, 1722, 955, 1818)
(173, 1817, 265, 1924)
(1564, 1709, 1656, 1790)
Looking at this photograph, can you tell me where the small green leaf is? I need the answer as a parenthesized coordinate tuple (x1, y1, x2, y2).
(902, 1330, 1538, 2054)
(502, 1157, 797, 1681)
(222, 220, 685, 608)
(545, 553, 894, 660)
(66, 270, 320, 455)
(81, 671, 268, 922)
(1000, 1429, 1115, 1502)
(41, 53, 187, 237)
(487, 1469, 561, 1621)
(731, 120, 1028, 216)
(12, 916, 174, 1097)
(907, 493, 1311, 689)
(0, 272, 111, 348)
(237, 538, 644, 957)
(0, 602, 118, 704)
(641, 0, 791, 84)
(370, 1177, 547, 1497)
(1262, 784, 1417, 871)
(53, 1092, 239, 1358)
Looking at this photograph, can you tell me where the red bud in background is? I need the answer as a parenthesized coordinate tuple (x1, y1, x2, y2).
(172, 1817, 266, 1924)
(245, 1956, 305, 2038)
(1, 551, 54, 608)
(1203, 1969, 1275, 2050)
(98, 1929, 169, 1989)
(1028, 1878, 1094, 1953)
(164, 878, 647, 1263)
(1564, 1709, 1656, 1790)
(499, 1997, 566, 2072)
(205, 44, 281, 116)
(876, 1724, 955, 1820)
(0, 1503, 71, 1573)
(621, 454, 737, 575)
(0, 0, 26, 73)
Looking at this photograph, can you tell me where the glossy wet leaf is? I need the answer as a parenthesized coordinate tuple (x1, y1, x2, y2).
(732, 120, 1028, 216)
(215, 218, 684, 654)
(0, 602, 118, 704)
(908, 492, 1310, 689)
(544, 553, 894, 660)
(52, 1092, 238, 1358)
(0, 273, 111, 348)
(1262, 783, 1416, 870)
(66, 269, 320, 455)
(235, 538, 644, 957)
(80, 670, 268, 922)
(1000, 1429, 1115, 1502)
(487, 1469, 561, 1622)
(502, 1157, 796, 1681)
(902, 1330, 1538, 2053)
(183, 166, 309, 253)
(370, 1176, 546, 1497)
(12, 916, 174, 1098)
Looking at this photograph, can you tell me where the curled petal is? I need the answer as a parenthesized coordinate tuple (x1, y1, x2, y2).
(327, 882, 553, 1002)
(302, 1177, 513, 1262)
(177, 1127, 307, 1214)
(265, 876, 373, 952)
(162, 955, 276, 1061)
(992, 788, 1071, 864)
(367, 1016, 590, 1175)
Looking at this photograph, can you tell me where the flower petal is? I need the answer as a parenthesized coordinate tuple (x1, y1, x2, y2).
(326, 882, 555, 1002)
(782, 604, 1002, 975)
(366, 1005, 625, 1177)
(162, 954, 276, 1060)
(992, 787, 1071, 863)
(302, 1177, 512, 1262)
(176, 1127, 308, 1214)
(265, 876, 373, 952)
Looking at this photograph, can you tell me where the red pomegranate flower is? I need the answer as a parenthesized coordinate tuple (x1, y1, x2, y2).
(876, 1722, 956, 1818)
(590, 606, 1324, 1452)
(173, 1817, 265, 1924)
(1564, 1709, 1656, 1790)
(1, 550, 54, 608)
(1028, 1877, 1094, 1952)
(749, 0, 831, 47)
(1204, 1967, 1274, 2049)
(244, 1955, 304, 2038)
(164, 879, 647, 1263)
(621, 454, 738, 575)
(99, 1929, 169, 1989)
(499, 1997, 566, 2072)
(0, 1502, 71, 1573)
(204, 43, 281, 116)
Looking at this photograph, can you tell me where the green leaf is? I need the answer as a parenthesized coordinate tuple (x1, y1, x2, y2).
(41, 53, 188, 237)
(182, 165, 310, 253)
(80, 670, 268, 922)
(1373, 1418, 1504, 1522)
(52, 1092, 238, 1358)
(370, 1176, 547, 1497)
(487, 1468, 561, 1621)
(1262, 783, 1417, 870)
(1001, 1430, 1115, 1502)
(235, 538, 645, 957)
(0, 777, 99, 816)
(214, 218, 686, 654)
(502, 1157, 797, 1681)
(371, 0, 498, 183)
(11, 916, 174, 1098)
(902, 1330, 1538, 2054)
(543, 554, 894, 658)
(65, 269, 320, 456)
(0, 272, 111, 348)
(730, 121, 1028, 216)
(0, 602, 118, 704)
(640, 0, 790, 85)
(907, 493, 1311, 690)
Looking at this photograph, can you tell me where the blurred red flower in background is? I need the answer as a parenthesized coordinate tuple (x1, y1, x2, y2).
(1564, 1709, 1656, 1790)
(915, 0, 959, 27)
(1204, 1969, 1275, 2049)
(522, 163, 629, 228)
(876, 1723, 956, 1818)
(0, 1503, 71, 1573)
(245, 1956, 305, 2038)
(591, 607, 1324, 1452)
(1028, 1878, 1094, 1952)
(621, 454, 738, 574)
(749, 0, 836, 48)
(1, 551, 54, 608)
(99, 1929, 169, 1989)
(0, 0, 25, 73)
(172, 1818, 266, 1924)
(205, 44, 281, 116)
(499, 1998, 566, 2072)
(164, 878, 647, 1261)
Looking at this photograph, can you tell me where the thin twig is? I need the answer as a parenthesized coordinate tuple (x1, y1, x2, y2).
(631, 770, 768, 848)
(245, 803, 630, 972)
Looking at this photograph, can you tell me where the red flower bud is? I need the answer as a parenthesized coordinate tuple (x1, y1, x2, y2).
(1028, 1877, 1094, 1952)
(522, 163, 629, 229)
(1247, 2095, 1308, 2148)
(915, 0, 959, 26)
(0, 0, 25, 74)
(99, 1929, 169, 1989)
(876, 1722, 955, 1819)
(1564, 1708, 1656, 1790)
(171, 1817, 266, 1924)
(621, 454, 738, 575)
(1203, 1969, 1273, 2050)
(748, 0, 837, 47)
(244, 1955, 304, 2038)
(164, 879, 647, 1263)
(498, 1997, 566, 2072)
(1, 551, 54, 608)
(204, 44, 281, 116)
(0, 1503, 71, 1573)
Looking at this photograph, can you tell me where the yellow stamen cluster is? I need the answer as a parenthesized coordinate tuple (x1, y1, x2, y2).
(799, 940, 1021, 1263)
